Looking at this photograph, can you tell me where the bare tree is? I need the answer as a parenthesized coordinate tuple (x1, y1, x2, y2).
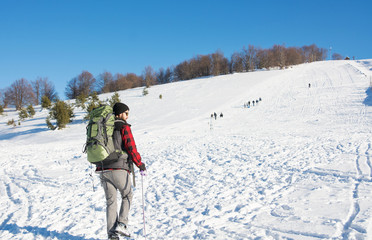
(302, 44, 327, 62)
(211, 50, 229, 76)
(32, 78, 42, 105)
(143, 66, 156, 87)
(65, 71, 96, 99)
(65, 77, 79, 99)
(242, 45, 257, 71)
(198, 55, 212, 77)
(271, 44, 286, 69)
(98, 71, 115, 93)
(1, 88, 11, 108)
(156, 68, 167, 85)
(78, 71, 96, 96)
(6, 78, 34, 110)
(116, 73, 131, 90)
(231, 52, 244, 73)
(126, 73, 143, 88)
(174, 60, 190, 81)
(40, 78, 57, 101)
(285, 47, 304, 66)
(332, 53, 343, 60)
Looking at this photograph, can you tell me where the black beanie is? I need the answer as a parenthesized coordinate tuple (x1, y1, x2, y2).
(113, 102, 129, 116)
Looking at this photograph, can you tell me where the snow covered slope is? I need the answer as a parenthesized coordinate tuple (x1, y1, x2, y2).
(0, 60, 371, 240)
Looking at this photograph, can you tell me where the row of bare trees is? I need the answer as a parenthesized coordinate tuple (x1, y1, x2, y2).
(89, 44, 329, 96)
(230, 44, 327, 72)
(1, 77, 57, 110)
(2, 43, 332, 107)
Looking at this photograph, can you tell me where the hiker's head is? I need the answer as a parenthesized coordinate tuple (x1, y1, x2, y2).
(113, 102, 129, 120)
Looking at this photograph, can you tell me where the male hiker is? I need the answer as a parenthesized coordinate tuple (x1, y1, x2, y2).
(96, 102, 147, 240)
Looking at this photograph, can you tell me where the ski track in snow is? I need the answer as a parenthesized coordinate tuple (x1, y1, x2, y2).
(0, 60, 372, 240)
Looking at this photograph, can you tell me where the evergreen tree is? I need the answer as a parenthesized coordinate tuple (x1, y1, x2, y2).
(19, 108, 29, 120)
(109, 92, 121, 107)
(75, 94, 88, 109)
(41, 95, 52, 109)
(27, 104, 35, 117)
(47, 100, 74, 130)
(142, 87, 149, 96)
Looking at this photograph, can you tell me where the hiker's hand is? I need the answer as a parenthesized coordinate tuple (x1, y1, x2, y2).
(139, 163, 146, 172)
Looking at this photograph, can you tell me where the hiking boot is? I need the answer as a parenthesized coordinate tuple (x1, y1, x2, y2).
(108, 232, 119, 240)
(115, 222, 131, 237)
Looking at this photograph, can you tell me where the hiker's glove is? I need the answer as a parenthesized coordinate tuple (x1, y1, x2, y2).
(139, 163, 146, 172)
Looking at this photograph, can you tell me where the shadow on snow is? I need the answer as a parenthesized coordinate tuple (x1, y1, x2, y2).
(363, 87, 372, 106)
(0, 214, 99, 240)
(0, 127, 49, 140)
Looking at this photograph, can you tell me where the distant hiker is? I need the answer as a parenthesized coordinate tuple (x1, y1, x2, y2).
(211, 113, 214, 118)
(214, 112, 217, 120)
(96, 102, 147, 240)
(248, 101, 250, 107)
(259, 97, 262, 101)
(220, 113, 223, 118)
(309, 83, 311, 88)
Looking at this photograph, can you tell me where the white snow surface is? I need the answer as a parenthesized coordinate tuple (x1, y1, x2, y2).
(1, 60, 372, 240)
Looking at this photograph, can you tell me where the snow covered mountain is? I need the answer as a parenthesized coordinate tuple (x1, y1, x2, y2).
(1, 60, 372, 240)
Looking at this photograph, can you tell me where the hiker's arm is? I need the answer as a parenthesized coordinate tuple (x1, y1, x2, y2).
(122, 125, 143, 168)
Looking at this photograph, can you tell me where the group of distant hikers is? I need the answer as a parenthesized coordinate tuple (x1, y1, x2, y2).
(210, 112, 223, 120)
(244, 97, 262, 108)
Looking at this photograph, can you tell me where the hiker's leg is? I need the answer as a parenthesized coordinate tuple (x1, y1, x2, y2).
(101, 171, 118, 235)
(112, 170, 133, 225)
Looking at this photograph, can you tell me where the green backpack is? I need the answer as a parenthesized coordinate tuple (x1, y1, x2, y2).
(84, 105, 120, 164)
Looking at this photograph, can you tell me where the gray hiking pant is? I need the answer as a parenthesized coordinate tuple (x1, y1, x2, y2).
(99, 170, 133, 235)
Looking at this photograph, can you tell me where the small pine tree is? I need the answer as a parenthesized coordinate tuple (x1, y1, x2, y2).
(84, 92, 103, 120)
(85, 101, 100, 117)
(27, 104, 35, 118)
(0, 105, 3, 115)
(48, 100, 74, 130)
(142, 87, 149, 96)
(41, 95, 52, 109)
(7, 119, 15, 126)
(75, 94, 88, 109)
(159, 94, 163, 99)
(109, 92, 121, 107)
(46, 116, 56, 130)
(90, 91, 100, 103)
(19, 108, 29, 120)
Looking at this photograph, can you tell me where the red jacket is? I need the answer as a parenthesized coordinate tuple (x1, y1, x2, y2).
(121, 123, 143, 168)
(95, 121, 143, 171)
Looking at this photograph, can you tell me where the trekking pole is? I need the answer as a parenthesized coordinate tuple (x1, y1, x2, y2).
(141, 171, 147, 239)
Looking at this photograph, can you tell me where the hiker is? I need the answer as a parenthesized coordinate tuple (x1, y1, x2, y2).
(220, 113, 223, 118)
(214, 112, 217, 120)
(96, 102, 147, 240)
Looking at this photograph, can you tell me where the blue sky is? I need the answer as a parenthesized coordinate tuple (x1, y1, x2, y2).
(1, 0, 371, 99)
